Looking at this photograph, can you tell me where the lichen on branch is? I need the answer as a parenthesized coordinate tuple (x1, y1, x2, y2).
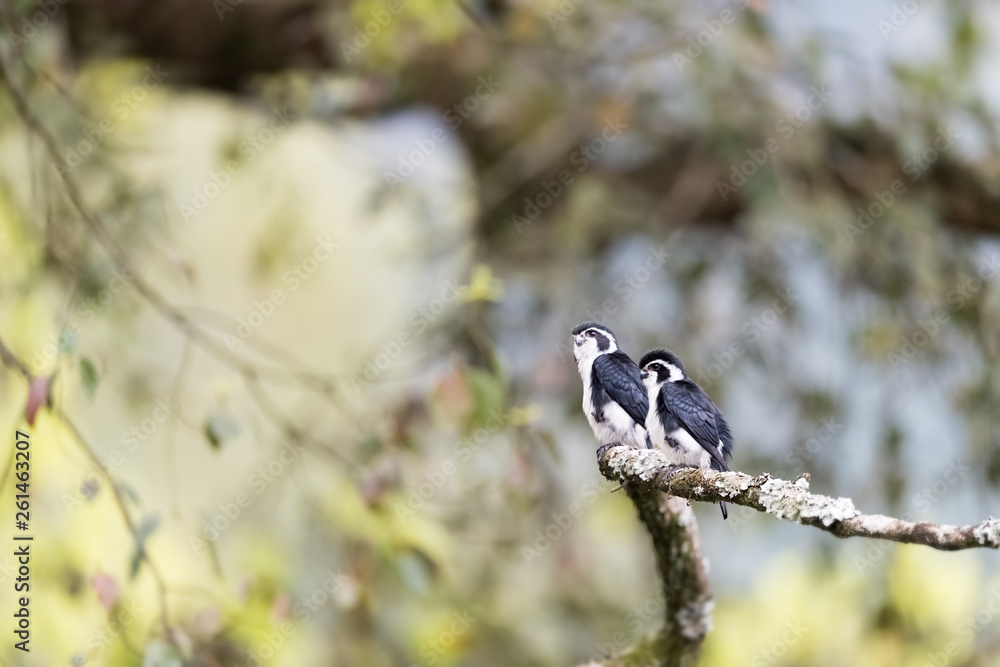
(599, 445, 1000, 551)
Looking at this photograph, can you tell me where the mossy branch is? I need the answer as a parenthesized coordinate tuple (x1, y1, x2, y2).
(581, 454, 712, 667)
(580, 445, 1000, 667)
(600, 445, 1000, 551)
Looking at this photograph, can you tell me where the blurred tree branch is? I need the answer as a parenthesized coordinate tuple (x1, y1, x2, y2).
(577, 466, 710, 667)
(0, 332, 178, 646)
(584, 445, 1000, 667)
(607, 489, 710, 667)
(0, 43, 362, 471)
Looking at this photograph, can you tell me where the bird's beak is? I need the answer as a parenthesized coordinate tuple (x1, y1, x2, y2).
(573, 334, 584, 345)
(640, 370, 648, 380)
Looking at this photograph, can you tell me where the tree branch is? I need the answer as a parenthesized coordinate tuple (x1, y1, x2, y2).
(0, 46, 362, 471)
(580, 459, 712, 667)
(624, 491, 710, 666)
(583, 444, 999, 667)
(599, 446, 1000, 551)
(0, 331, 178, 647)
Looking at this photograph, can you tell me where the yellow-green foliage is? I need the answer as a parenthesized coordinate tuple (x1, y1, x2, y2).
(703, 548, 994, 667)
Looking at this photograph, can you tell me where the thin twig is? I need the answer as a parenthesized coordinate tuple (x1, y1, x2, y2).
(0, 335, 31, 378)
(56, 410, 177, 643)
(164, 339, 193, 519)
(0, 330, 178, 646)
(243, 373, 360, 470)
(0, 45, 359, 467)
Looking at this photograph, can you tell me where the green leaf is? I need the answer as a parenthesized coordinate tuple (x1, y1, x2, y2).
(128, 514, 159, 581)
(57, 329, 77, 355)
(128, 546, 145, 579)
(79, 357, 99, 398)
(203, 414, 240, 450)
(463, 367, 506, 430)
(397, 548, 436, 593)
(136, 514, 160, 544)
(206, 537, 223, 579)
(116, 482, 141, 507)
(462, 264, 504, 302)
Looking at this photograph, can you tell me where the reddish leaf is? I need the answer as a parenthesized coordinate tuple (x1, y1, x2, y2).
(91, 571, 120, 612)
(433, 367, 473, 422)
(24, 376, 49, 426)
(271, 590, 290, 622)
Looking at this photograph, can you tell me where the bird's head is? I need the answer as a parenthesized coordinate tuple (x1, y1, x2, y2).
(571, 322, 617, 361)
(639, 348, 686, 389)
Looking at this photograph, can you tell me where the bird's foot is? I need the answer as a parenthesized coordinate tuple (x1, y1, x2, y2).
(663, 464, 696, 479)
(596, 443, 622, 460)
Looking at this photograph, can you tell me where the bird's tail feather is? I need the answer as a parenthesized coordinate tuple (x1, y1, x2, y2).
(720, 501, 728, 520)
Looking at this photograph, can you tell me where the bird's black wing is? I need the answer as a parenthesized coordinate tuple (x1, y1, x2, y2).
(592, 351, 649, 427)
(716, 409, 735, 464)
(660, 381, 730, 471)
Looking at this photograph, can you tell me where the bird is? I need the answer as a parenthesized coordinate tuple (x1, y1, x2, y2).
(639, 348, 735, 519)
(572, 322, 652, 458)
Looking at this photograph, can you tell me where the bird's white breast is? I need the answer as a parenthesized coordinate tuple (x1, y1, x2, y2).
(578, 353, 647, 448)
(578, 354, 595, 417)
(666, 428, 713, 468)
(646, 384, 714, 468)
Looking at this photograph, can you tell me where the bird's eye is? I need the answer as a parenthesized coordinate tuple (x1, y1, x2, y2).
(586, 330, 595, 337)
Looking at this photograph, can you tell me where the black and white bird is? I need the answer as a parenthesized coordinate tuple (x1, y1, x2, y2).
(572, 322, 652, 457)
(639, 349, 735, 519)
